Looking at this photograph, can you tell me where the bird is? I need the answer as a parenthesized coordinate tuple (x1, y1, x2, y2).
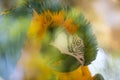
(0, 0, 104, 80)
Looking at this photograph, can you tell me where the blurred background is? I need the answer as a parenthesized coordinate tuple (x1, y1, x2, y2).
(0, 0, 120, 80)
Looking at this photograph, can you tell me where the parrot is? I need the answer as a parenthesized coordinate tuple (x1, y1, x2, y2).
(0, 0, 104, 80)
(15, 7, 104, 80)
